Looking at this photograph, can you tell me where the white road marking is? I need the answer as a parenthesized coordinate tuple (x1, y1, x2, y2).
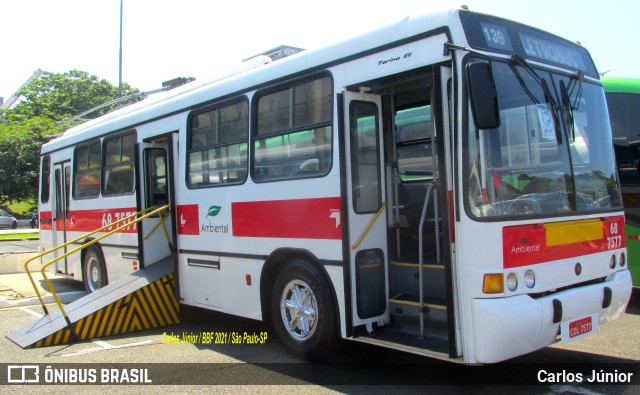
(18, 307, 44, 318)
(60, 340, 154, 357)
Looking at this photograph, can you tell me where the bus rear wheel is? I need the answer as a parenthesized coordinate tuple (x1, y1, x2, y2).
(83, 246, 107, 293)
(270, 259, 338, 361)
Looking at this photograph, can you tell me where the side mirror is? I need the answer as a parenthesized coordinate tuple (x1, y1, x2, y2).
(467, 60, 501, 129)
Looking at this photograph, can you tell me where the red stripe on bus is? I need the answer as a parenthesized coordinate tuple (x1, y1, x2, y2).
(39, 211, 53, 230)
(232, 197, 342, 239)
(503, 216, 624, 268)
(37, 208, 138, 233)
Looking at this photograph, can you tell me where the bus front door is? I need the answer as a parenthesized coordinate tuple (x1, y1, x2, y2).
(138, 140, 174, 268)
(343, 90, 390, 330)
(52, 161, 71, 275)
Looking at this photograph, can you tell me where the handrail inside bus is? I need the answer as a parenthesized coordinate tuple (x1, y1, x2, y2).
(352, 202, 387, 250)
(418, 182, 439, 339)
(144, 207, 172, 251)
(24, 204, 171, 328)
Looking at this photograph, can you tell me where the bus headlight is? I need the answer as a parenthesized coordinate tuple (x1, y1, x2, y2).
(506, 273, 518, 292)
(524, 270, 535, 288)
(620, 252, 626, 267)
(609, 254, 617, 269)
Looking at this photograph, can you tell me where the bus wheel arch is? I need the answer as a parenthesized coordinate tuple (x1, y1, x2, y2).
(261, 249, 340, 360)
(82, 241, 108, 293)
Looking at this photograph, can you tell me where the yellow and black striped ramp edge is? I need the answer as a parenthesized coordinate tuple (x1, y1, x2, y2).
(6, 256, 179, 349)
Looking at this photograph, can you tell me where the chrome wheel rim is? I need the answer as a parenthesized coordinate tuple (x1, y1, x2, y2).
(86, 258, 100, 292)
(280, 279, 318, 341)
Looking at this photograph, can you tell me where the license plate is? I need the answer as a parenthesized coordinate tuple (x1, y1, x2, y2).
(560, 313, 599, 344)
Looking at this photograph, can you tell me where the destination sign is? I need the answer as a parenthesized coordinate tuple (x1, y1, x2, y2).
(459, 11, 598, 77)
(519, 33, 587, 71)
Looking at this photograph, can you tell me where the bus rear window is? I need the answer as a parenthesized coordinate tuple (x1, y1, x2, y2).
(41, 155, 51, 203)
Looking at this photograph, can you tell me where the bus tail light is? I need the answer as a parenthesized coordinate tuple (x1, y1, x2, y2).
(483, 273, 504, 293)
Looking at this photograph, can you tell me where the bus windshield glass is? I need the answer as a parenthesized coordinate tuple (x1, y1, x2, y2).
(466, 60, 622, 219)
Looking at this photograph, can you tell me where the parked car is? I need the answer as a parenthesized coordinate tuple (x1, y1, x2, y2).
(0, 209, 18, 229)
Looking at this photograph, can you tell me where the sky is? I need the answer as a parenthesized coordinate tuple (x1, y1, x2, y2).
(1, 0, 638, 100)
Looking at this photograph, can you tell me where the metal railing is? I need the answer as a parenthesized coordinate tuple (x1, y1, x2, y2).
(418, 182, 439, 338)
(352, 202, 387, 250)
(23, 204, 171, 337)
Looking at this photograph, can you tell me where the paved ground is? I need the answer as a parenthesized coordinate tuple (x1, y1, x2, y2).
(0, 271, 85, 308)
(0, 238, 40, 254)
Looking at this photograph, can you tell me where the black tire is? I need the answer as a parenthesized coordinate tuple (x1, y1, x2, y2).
(83, 245, 107, 293)
(11, 221, 17, 229)
(270, 259, 338, 361)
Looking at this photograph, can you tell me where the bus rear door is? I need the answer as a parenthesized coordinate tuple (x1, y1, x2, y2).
(137, 137, 174, 268)
(52, 161, 71, 275)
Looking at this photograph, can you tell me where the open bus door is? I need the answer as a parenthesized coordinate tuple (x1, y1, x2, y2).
(343, 90, 391, 331)
(436, 64, 461, 358)
(52, 161, 71, 275)
(137, 136, 175, 269)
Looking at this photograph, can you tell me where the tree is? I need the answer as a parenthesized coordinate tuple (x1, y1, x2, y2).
(0, 70, 139, 204)
(0, 116, 56, 203)
(6, 69, 139, 124)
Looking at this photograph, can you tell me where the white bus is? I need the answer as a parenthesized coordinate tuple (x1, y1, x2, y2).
(37, 6, 631, 363)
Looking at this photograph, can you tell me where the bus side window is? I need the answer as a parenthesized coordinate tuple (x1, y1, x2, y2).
(103, 131, 136, 196)
(187, 99, 249, 187)
(73, 141, 101, 199)
(146, 148, 168, 207)
(253, 75, 333, 182)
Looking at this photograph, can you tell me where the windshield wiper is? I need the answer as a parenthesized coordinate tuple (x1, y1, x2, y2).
(510, 54, 563, 144)
(567, 71, 584, 110)
(560, 80, 575, 142)
(560, 71, 584, 142)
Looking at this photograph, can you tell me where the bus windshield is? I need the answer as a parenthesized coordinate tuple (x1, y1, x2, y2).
(466, 60, 622, 218)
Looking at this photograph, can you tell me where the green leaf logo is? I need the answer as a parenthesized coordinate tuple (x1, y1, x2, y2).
(207, 205, 221, 217)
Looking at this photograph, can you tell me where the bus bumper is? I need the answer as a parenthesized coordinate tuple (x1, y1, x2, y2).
(470, 269, 632, 363)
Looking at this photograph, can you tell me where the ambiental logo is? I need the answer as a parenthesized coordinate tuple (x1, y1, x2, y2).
(206, 205, 221, 217)
(201, 204, 229, 234)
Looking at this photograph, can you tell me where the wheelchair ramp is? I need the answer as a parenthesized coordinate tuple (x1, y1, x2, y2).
(6, 256, 178, 349)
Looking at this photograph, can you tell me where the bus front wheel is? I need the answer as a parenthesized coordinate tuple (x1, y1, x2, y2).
(270, 259, 338, 361)
(83, 246, 107, 293)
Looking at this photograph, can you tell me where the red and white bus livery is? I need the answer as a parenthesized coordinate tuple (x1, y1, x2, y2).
(37, 6, 631, 363)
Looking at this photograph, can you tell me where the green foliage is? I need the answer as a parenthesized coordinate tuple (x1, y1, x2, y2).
(0, 232, 39, 240)
(6, 70, 139, 124)
(0, 70, 139, 204)
(4, 197, 37, 218)
(0, 117, 50, 203)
